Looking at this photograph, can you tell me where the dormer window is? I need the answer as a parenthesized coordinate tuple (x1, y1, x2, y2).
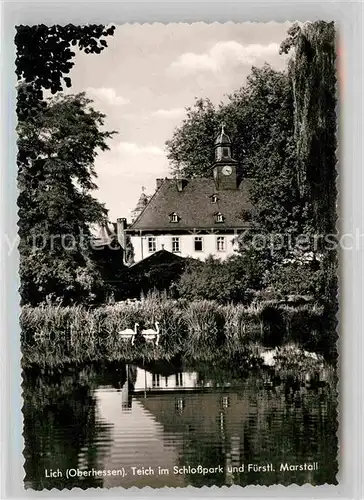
(170, 212, 180, 223)
(215, 212, 224, 223)
(210, 194, 219, 204)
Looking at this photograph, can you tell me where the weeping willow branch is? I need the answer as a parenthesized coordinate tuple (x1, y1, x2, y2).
(281, 21, 338, 236)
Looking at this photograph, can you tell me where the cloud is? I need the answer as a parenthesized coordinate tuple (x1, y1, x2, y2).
(117, 142, 165, 157)
(171, 53, 217, 73)
(151, 107, 186, 119)
(121, 108, 186, 122)
(86, 87, 130, 106)
(170, 41, 279, 74)
(122, 112, 140, 120)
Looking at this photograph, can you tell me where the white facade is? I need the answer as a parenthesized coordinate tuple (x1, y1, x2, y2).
(130, 232, 239, 263)
(133, 368, 200, 392)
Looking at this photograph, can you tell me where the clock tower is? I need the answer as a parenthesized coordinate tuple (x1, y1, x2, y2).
(212, 124, 238, 190)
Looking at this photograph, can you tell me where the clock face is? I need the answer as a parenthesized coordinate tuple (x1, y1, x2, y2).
(222, 166, 232, 176)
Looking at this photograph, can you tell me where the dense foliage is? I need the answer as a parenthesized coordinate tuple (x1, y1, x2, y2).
(16, 24, 116, 305)
(280, 21, 337, 236)
(18, 93, 116, 305)
(177, 255, 263, 304)
(167, 23, 337, 305)
(262, 261, 323, 298)
(16, 24, 115, 120)
(280, 21, 338, 310)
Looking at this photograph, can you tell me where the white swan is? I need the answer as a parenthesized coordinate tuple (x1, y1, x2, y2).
(141, 321, 160, 345)
(119, 323, 139, 345)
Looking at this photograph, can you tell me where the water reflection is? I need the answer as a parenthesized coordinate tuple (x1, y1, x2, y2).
(23, 361, 337, 489)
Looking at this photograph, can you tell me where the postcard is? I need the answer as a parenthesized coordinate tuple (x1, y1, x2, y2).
(17, 21, 339, 490)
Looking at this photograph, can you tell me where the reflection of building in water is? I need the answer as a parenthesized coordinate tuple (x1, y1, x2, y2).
(117, 367, 247, 485)
(93, 387, 185, 488)
(120, 380, 132, 410)
(121, 367, 204, 411)
(120, 365, 137, 411)
(121, 366, 233, 410)
(133, 367, 202, 393)
(93, 366, 332, 488)
(137, 389, 246, 485)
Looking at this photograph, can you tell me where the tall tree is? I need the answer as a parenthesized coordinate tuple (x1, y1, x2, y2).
(166, 98, 217, 178)
(18, 92, 116, 305)
(280, 21, 338, 309)
(280, 21, 337, 236)
(15, 24, 116, 305)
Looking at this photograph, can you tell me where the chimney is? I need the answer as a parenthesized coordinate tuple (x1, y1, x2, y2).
(156, 178, 164, 190)
(116, 217, 127, 251)
(176, 175, 187, 192)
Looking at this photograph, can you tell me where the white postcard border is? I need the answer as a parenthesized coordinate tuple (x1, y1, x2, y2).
(0, 1, 363, 499)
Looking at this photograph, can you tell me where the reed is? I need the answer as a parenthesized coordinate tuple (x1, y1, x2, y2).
(20, 297, 329, 368)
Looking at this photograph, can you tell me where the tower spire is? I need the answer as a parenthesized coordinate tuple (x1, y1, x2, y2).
(214, 123, 233, 162)
(131, 188, 149, 223)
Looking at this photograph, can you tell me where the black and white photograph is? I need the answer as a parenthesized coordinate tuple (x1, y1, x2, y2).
(17, 21, 339, 489)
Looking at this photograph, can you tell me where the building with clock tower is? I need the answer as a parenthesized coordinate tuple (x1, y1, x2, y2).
(115, 125, 252, 263)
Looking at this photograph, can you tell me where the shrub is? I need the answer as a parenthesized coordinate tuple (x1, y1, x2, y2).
(262, 261, 325, 299)
(177, 255, 261, 304)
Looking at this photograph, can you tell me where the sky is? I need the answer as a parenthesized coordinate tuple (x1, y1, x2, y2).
(69, 22, 292, 221)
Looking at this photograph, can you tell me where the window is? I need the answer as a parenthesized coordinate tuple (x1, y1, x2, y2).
(215, 212, 224, 223)
(211, 194, 219, 203)
(175, 373, 183, 387)
(217, 236, 226, 252)
(170, 212, 179, 223)
(172, 237, 180, 253)
(222, 147, 229, 157)
(221, 396, 230, 409)
(175, 397, 184, 413)
(194, 236, 203, 251)
(152, 373, 160, 388)
(148, 237, 156, 253)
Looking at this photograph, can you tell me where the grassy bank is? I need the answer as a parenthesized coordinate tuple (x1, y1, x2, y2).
(20, 296, 334, 369)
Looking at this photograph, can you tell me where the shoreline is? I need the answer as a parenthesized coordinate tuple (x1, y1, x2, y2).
(20, 297, 336, 370)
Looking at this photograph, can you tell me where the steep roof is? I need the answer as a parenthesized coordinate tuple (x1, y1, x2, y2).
(129, 249, 186, 269)
(129, 177, 252, 231)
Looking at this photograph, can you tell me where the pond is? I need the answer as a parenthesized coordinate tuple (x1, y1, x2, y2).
(23, 360, 338, 489)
